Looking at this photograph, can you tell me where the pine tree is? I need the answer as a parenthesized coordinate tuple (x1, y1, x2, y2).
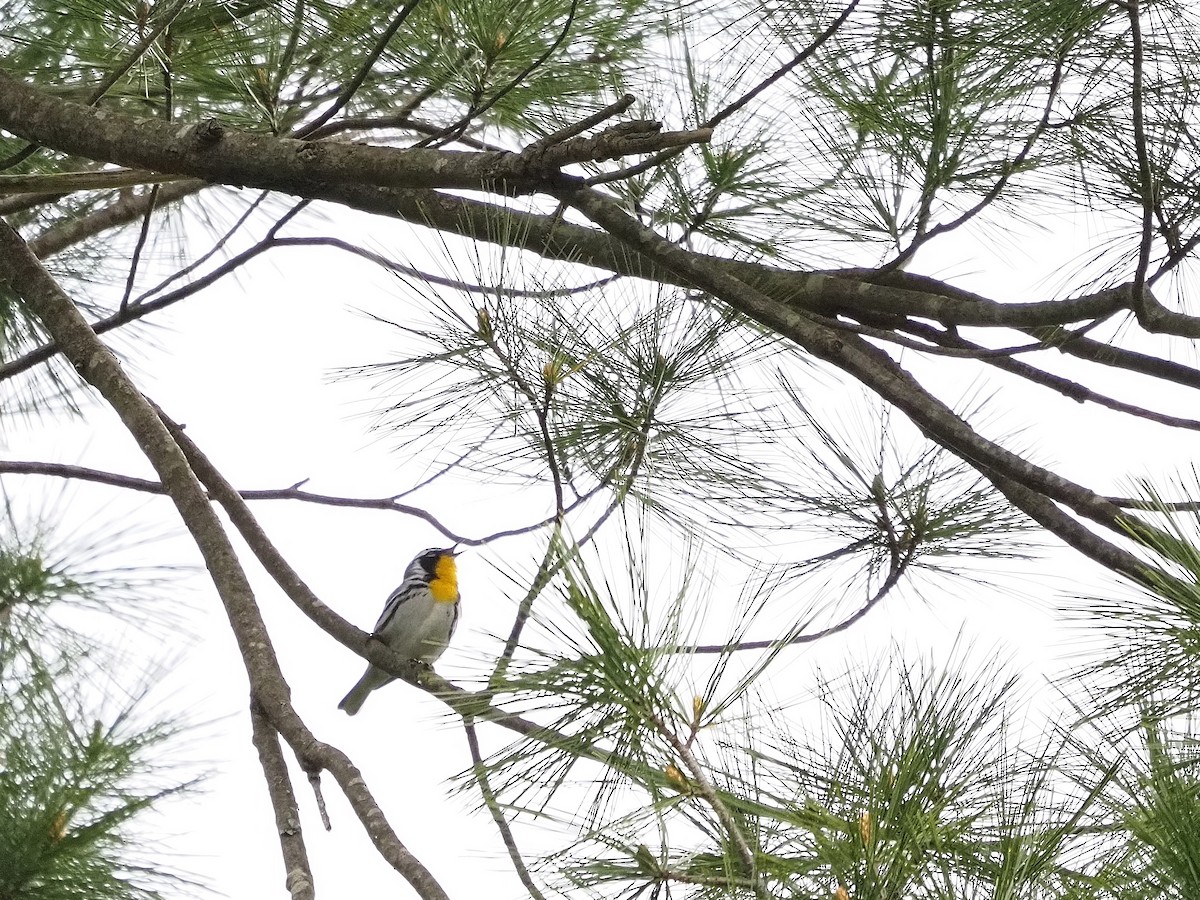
(3, 0, 1200, 897)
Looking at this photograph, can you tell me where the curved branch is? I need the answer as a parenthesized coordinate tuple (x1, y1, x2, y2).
(896, 320, 1200, 430)
(0, 459, 580, 546)
(687, 527, 915, 655)
(0, 70, 707, 196)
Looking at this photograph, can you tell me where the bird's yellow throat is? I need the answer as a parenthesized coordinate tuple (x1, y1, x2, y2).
(429, 555, 459, 603)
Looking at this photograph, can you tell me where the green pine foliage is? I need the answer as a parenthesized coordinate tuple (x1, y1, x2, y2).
(0, 508, 193, 900)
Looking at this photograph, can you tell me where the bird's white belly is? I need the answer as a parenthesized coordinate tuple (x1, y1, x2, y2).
(413, 601, 457, 662)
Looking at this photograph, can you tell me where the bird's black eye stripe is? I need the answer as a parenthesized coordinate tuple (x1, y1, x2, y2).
(419, 551, 440, 576)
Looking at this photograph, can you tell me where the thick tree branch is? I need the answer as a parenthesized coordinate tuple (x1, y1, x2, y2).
(320, 182, 1139, 331)
(0, 70, 707, 196)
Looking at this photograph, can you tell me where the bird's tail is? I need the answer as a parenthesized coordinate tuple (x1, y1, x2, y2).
(338, 667, 390, 715)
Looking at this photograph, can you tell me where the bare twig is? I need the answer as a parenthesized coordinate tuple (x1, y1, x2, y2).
(1107, 495, 1200, 513)
(270, 236, 617, 299)
(0, 458, 590, 546)
(529, 95, 637, 150)
(133, 190, 273, 304)
(29, 180, 206, 260)
(684, 541, 914, 654)
(897, 320, 1200, 431)
(490, 385, 659, 682)
(301, 49, 477, 142)
(306, 770, 332, 832)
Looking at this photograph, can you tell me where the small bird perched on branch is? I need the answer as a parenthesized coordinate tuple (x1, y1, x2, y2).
(338, 547, 460, 715)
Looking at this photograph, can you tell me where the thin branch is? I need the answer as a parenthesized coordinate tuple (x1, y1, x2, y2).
(687, 543, 913, 654)
(3, 200, 311, 382)
(419, 0, 581, 148)
(708, 0, 859, 130)
(490, 385, 659, 683)
(1, 229, 278, 383)
(1127, 0, 1156, 325)
(0, 459, 590, 546)
(133, 190, 273, 304)
(249, 699, 317, 900)
(307, 770, 332, 831)
(301, 49, 477, 142)
(464, 718, 548, 900)
(887, 53, 1066, 270)
(293, 0, 424, 139)
(0, 169, 181, 195)
(119, 184, 160, 312)
(491, 539, 560, 688)
(270, 0, 308, 126)
(0, 190, 70, 216)
(587, 0, 859, 187)
(475, 313, 566, 518)
(653, 715, 762, 895)
(529, 94, 637, 150)
(897, 320, 1200, 431)
(1107, 495, 1200, 513)
(270, 236, 618, 299)
(558, 185, 1167, 583)
(29, 180, 206, 260)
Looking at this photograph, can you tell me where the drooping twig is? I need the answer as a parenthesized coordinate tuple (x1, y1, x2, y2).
(306, 770, 332, 832)
(464, 718, 548, 900)
(249, 700, 317, 900)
